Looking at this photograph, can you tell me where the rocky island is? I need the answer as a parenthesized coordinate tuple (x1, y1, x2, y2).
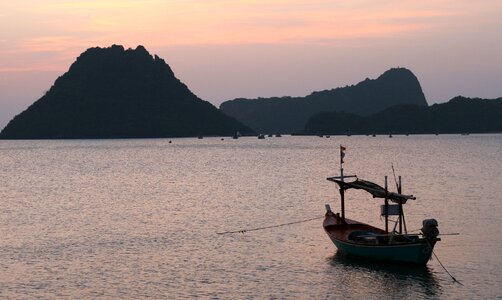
(0, 45, 253, 139)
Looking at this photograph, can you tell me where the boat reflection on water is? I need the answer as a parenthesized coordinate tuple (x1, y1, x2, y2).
(325, 251, 442, 298)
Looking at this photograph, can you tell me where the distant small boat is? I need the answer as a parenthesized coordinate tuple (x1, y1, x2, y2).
(323, 146, 440, 265)
(257, 134, 265, 139)
(197, 135, 203, 139)
(372, 134, 376, 137)
(326, 135, 330, 138)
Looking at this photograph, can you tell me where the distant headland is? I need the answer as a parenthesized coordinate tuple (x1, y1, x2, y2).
(220, 68, 428, 134)
(0, 45, 254, 139)
(301, 96, 502, 135)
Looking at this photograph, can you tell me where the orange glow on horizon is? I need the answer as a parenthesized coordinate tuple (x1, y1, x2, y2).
(0, 0, 477, 72)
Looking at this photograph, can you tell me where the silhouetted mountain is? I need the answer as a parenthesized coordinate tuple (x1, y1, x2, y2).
(219, 68, 427, 133)
(303, 96, 502, 135)
(0, 45, 253, 139)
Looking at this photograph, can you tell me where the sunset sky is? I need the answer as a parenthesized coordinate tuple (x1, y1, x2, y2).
(1, 0, 501, 128)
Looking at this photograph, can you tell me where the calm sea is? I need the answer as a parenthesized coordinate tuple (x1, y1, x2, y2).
(1, 135, 501, 299)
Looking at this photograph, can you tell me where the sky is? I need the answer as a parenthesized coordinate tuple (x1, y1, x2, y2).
(1, 0, 502, 129)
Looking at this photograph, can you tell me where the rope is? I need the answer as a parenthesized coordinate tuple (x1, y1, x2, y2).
(431, 250, 463, 285)
(427, 240, 464, 286)
(216, 215, 324, 235)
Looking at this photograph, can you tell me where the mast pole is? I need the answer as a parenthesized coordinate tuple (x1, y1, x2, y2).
(385, 176, 389, 233)
(398, 175, 403, 234)
(398, 176, 408, 234)
(340, 145, 345, 222)
(340, 185, 345, 222)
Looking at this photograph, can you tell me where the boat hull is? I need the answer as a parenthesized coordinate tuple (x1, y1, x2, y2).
(324, 214, 435, 265)
(327, 235, 433, 264)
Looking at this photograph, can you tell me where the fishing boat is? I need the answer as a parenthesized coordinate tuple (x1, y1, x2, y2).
(323, 146, 440, 265)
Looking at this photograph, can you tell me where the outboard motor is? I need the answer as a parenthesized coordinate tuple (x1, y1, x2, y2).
(421, 219, 439, 242)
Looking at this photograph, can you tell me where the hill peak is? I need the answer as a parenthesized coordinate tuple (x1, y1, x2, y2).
(0, 45, 253, 139)
(378, 67, 415, 78)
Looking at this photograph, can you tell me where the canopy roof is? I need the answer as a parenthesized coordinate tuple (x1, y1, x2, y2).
(327, 177, 416, 204)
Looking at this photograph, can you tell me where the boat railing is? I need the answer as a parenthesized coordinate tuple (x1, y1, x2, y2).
(351, 232, 421, 245)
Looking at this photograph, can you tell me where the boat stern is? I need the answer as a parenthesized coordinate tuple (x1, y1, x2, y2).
(421, 218, 440, 247)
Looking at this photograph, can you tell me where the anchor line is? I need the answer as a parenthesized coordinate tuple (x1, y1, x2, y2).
(216, 215, 324, 235)
(427, 240, 464, 286)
